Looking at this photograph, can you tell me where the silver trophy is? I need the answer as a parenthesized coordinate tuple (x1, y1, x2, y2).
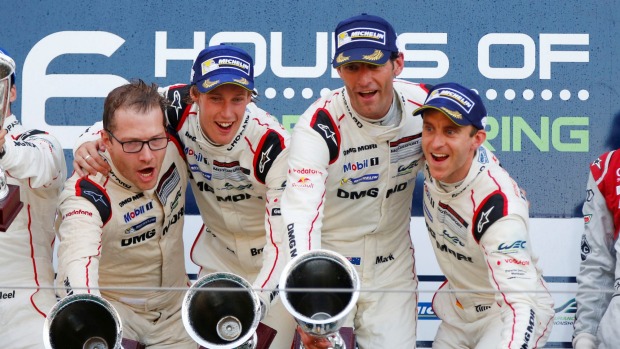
(279, 250, 360, 349)
(0, 51, 23, 231)
(182, 272, 264, 349)
(43, 293, 124, 349)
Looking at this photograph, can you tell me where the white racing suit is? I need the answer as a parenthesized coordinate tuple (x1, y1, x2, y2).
(281, 79, 429, 348)
(423, 146, 554, 349)
(161, 84, 295, 348)
(574, 149, 620, 349)
(56, 141, 195, 348)
(0, 115, 66, 349)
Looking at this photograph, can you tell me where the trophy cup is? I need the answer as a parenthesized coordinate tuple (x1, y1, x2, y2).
(0, 51, 23, 231)
(182, 272, 277, 349)
(43, 293, 124, 349)
(279, 250, 359, 349)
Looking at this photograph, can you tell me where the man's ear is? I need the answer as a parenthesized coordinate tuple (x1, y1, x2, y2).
(473, 129, 487, 149)
(9, 85, 16, 103)
(101, 130, 112, 148)
(392, 52, 404, 77)
(189, 86, 201, 102)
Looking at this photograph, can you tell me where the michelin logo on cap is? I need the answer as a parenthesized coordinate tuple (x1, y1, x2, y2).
(337, 28, 387, 48)
(427, 87, 475, 114)
(201, 55, 251, 77)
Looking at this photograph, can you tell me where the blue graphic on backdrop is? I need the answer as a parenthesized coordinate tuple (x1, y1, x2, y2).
(2, 1, 616, 217)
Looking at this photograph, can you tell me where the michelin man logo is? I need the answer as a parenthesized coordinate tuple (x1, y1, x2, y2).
(337, 32, 352, 48)
(201, 59, 219, 75)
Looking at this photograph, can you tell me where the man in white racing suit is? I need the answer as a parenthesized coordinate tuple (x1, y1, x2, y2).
(573, 149, 620, 349)
(56, 80, 194, 348)
(0, 47, 67, 349)
(416, 82, 554, 348)
(280, 14, 429, 349)
(73, 45, 295, 347)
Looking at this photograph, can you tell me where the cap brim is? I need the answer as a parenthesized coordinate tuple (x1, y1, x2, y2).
(332, 47, 391, 68)
(413, 105, 472, 128)
(194, 73, 254, 94)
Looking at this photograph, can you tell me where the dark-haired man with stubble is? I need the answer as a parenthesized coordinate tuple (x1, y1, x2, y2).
(281, 13, 429, 349)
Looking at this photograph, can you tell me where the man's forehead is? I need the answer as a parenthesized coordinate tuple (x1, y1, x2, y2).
(340, 61, 386, 68)
(422, 109, 461, 125)
(207, 83, 251, 95)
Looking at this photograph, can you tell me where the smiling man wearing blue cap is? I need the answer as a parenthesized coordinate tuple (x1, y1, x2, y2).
(416, 82, 555, 349)
(281, 14, 430, 349)
(73, 44, 295, 348)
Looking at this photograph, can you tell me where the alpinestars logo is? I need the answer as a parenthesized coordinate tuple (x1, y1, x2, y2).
(171, 90, 183, 118)
(259, 144, 273, 173)
(477, 206, 494, 233)
(317, 123, 337, 145)
(83, 190, 108, 206)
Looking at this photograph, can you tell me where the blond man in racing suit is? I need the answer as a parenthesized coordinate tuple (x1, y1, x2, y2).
(281, 14, 429, 349)
(73, 45, 295, 347)
(573, 149, 620, 349)
(416, 82, 554, 348)
(0, 47, 67, 349)
(56, 80, 194, 348)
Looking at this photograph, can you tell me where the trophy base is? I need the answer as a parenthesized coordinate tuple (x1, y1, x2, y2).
(292, 327, 355, 349)
(255, 322, 278, 349)
(199, 322, 277, 349)
(0, 184, 23, 232)
(121, 338, 146, 349)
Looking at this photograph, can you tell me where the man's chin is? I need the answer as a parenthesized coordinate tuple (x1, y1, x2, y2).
(428, 168, 447, 182)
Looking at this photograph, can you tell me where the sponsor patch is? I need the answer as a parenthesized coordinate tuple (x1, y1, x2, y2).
(580, 235, 591, 261)
(254, 130, 285, 184)
(123, 201, 154, 223)
(473, 192, 508, 242)
(64, 209, 93, 218)
(156, 163, 180, 205)
(337, 28, 386, 48)
(389, 134, 422, 163)
(291, 176, 314, 189)
(77, 178, 111, 225)
(201, 55, 251, 76)
(426, 87, 475, 114)
(125, 217, 156, 234)
(340, 173, 379, 185)
(165, 85, 192, 129)
(346, 257, 361, 265)
(310, 109, 340, 163)
(212, 160, 246, 182)
(438, 202, 468, 239)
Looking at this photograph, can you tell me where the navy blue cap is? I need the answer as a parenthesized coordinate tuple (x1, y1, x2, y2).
(413, 83, 487, 130)
(0, 47, 16, 84)
(332, 13, 399, 68)
(190, 44, 254, 94)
